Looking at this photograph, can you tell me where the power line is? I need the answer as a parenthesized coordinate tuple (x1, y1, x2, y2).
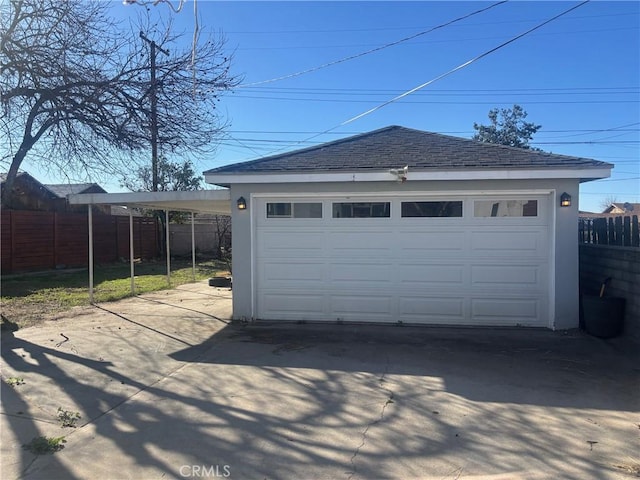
(240, 1, 508, 87)
(247, 0, 592, 159)
(241, 86, 638, 93)
(341, 1, 593, 126)
(238, 86, 638, 96)
(233, 26, 638, 52)
(228, 95, 638, 105)
(224, 12, 635, 35)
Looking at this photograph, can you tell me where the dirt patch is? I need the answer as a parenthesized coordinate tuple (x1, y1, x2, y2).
(1, 300, 71, 330)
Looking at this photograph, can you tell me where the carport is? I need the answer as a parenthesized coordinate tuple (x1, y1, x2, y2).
(68, 190, 231, 302)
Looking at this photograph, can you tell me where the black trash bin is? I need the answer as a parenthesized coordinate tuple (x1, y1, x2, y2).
(581, 295, 626, 338)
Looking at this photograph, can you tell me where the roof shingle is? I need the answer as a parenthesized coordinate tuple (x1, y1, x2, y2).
(205, 125, 610, 174)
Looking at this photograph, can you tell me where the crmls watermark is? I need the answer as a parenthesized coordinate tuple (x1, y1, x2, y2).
(179, 465, 231, 478)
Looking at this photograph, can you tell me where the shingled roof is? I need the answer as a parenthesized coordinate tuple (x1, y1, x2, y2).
(206, 126, 611, 174)
(45, 183, 107, 197)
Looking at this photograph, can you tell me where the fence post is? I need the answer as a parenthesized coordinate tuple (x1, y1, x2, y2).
(633, 215, 639, 248)
(578, 219, 584, 243)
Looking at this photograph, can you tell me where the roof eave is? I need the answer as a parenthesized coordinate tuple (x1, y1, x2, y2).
(205, 166, 612, 186)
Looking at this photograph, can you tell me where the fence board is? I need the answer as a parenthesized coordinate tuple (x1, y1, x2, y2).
(1, 211, 11, 272)
(623, 216, 631, 247)
(579, 215, 640, 247)
(1, 210, 159, 273)
(608, 217, 615, 245)
(55, 212, 88, 267)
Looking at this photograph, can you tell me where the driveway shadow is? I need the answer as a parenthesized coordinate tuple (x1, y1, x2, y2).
(172, 322, 640, 411)
(2, 314, 638, 479)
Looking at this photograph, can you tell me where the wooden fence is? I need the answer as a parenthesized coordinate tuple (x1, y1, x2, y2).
(579, 215, 640, 247)
(1, 210, 159, 274)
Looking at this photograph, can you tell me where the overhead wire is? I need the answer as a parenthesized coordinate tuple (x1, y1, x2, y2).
(340, 1, 591, 126)
(225, 12, 633, 35)
(234, 26, 638, 52)
(250, 0, 593, 159)
(228, 95, 637, 105)
(240, 1, 509, 87)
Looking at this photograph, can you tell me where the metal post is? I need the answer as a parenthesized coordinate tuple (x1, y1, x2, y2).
(165, 209, 171, 286)
(129, 210, 135, 295)
(88, 205, 94, 304)
(191, 211, 196, 282)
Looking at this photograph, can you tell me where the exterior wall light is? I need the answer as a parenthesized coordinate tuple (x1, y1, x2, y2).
(560, 192, 571, 207)
(237, 197, 247, 210)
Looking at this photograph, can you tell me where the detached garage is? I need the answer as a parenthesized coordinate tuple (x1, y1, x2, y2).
(205, 126, 612, 330)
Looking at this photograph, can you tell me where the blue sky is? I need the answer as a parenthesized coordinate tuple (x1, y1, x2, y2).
(29, 1, 640, 212)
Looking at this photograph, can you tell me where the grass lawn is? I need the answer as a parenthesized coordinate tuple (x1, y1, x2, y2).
(1, 257, 229, 329)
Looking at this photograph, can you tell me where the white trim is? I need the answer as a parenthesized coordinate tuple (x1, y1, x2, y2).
(68, 190, 231, 214)
(549, 190, 557, 330)
(249, 193, 256, 320)
(252, 189, 555, 199)
(206, 167, 611, 185)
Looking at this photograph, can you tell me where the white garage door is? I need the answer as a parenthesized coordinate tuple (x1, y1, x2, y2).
(254, 194, 551, 327)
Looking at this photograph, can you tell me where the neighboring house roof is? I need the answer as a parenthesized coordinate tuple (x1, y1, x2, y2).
(45, 183, 107, 197)
(205, 125, 611, 175)
(602, 202, 639, 214)
(0, 172, 59, 199)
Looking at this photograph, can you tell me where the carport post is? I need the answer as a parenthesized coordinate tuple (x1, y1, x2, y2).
(129, 210, 135, 295)
(88, 205, 94, 304)
(191, 212, 196, 282)
(165, 209, 171, 286)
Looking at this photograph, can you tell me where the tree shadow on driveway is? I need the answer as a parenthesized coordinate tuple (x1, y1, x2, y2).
(2, 306, 638, 479)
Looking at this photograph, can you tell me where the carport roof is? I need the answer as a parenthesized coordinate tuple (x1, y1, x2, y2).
(68, 189, 231, 215)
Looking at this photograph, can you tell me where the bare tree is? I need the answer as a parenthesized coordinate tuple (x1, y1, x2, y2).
(1, 0, 239, 206)
(212, 214, 231, 261)
(599, 195, 618, 212)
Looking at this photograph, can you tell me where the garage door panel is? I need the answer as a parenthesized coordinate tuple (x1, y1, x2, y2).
(471, 298, 539, 320)
(471, 265, 540, 287)
(329, 231, 395, 256)
(471, 230, 546, 256)
(398, 231, 465, 252)
(398, 263, 464, 285)
(259, 231, 325, 256)
(331, 294, 392, 319)
(260, 292, 325, 318)
(330, 262, 394, 285)
(260, 261, 325, 283)
(399, 297, 464, 319)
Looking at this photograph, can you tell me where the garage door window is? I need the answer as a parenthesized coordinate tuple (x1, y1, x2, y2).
(474, 200, 538, 217)
(333, 202, 390, 218)
(402, 201, 462, 218)
(267, 202, 322, 218)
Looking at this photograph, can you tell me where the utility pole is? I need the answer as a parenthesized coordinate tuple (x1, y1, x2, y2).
(140, 32, 169, 192)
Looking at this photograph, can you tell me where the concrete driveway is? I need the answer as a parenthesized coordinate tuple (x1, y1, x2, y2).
(1, 281, 638, 480)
